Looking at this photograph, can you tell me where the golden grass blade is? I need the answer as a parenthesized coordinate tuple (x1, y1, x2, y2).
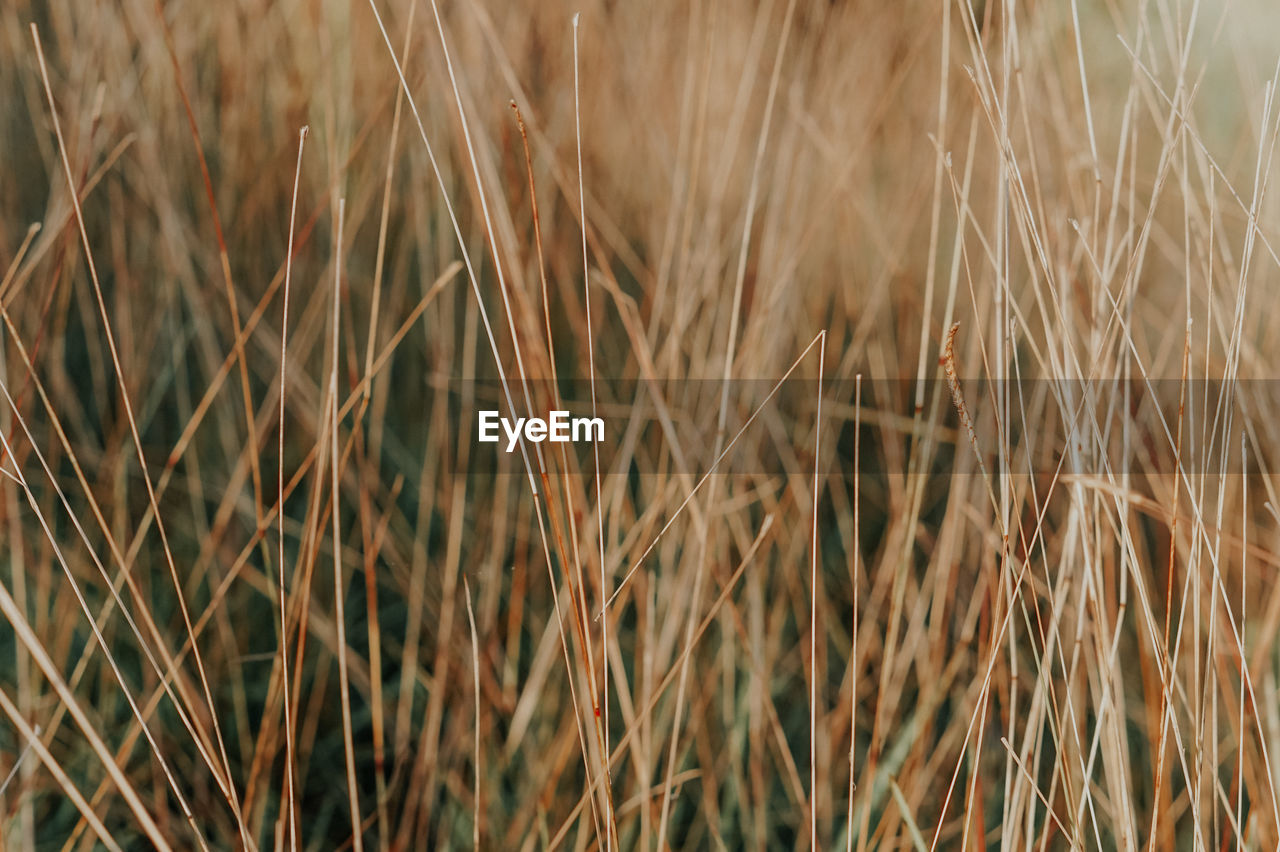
(0, 570, 171, 851)
(463, 575, 482, 849)
(603, 331, 826, 613)
(277, 124, 309, 852)
(0, 693, 122, 852)
(330, 198, 364, 851)
(572, 14, 616, 847)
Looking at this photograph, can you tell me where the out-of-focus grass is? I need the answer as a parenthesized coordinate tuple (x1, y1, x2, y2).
(2, 0, 1280, 849)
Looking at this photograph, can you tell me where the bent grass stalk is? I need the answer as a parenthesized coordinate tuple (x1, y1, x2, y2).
(278, 124, 309, 852)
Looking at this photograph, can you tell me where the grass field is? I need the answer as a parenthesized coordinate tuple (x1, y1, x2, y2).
(3, 0, 1280, 848)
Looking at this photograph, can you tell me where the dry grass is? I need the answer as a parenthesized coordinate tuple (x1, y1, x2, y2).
(2, 0, 1280, 848)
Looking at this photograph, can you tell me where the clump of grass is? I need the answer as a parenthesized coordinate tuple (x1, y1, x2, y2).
(2, 0, 1280, 849)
